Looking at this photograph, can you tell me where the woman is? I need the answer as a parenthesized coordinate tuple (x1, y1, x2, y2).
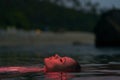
(0, 54, 81, 78)
(44, 54, 81, 72)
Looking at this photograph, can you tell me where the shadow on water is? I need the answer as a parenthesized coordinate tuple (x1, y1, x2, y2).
(0, 44, 120, 80)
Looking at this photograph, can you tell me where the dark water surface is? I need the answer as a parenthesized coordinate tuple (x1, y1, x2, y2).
(0, 44, 120, 80)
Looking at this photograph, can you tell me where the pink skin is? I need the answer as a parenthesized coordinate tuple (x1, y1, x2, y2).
(44, 54, 76, 72)
(0, 67, 43, 73)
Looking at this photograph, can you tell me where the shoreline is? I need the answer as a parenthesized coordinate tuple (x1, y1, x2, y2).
(0, 31, 95, 46)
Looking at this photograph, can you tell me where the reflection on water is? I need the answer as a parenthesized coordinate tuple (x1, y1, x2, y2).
(0, 44, 120, 80)
(44, 72, 75, 80)
(0, 63, 120, 80)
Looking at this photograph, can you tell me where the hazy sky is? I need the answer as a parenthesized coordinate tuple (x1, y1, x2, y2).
(90, 0, 120, 9)
(64, 0, 120, 10)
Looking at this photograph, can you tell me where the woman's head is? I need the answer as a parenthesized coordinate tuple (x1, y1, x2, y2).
(44, 54, 81, 72)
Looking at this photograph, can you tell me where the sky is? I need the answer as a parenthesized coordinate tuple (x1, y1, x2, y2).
(64, 0, 120, 10)
(90, 0, 120, 9)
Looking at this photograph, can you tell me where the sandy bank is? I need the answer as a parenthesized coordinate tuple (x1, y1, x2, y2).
(0, 31, 95, 46)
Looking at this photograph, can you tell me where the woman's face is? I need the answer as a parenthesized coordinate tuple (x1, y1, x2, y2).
(44, 54, 76, 72)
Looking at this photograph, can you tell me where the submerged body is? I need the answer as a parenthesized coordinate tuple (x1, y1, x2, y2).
(0, 66, 44, 78)
(0, 54, 81, 78)
(0, 66, 43, 73)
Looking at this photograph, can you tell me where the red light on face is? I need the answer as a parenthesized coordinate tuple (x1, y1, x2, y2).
(44, 54, 79, 72)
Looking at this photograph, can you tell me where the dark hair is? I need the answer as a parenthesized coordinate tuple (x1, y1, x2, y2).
(65, 61, 81, 72)
(74, 62, 81, 72)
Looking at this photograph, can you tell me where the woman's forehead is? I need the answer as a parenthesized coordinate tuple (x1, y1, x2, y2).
(63, 57, 76, 63)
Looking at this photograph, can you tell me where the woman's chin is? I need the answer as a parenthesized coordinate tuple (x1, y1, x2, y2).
(44, 58, 48, 62)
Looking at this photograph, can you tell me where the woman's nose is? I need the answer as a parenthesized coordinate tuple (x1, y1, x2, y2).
(54, 54, 60, 58)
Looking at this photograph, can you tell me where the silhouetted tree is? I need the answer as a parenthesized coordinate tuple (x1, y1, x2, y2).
(0, 0, 99, 32)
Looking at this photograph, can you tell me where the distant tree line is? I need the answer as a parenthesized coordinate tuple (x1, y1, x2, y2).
(0, 0, 101, 32)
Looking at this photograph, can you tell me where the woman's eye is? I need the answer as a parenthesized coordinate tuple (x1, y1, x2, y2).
(60, 59, 63, 62)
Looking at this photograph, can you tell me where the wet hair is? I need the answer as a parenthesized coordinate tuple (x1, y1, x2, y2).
(74, 62, 81, 72)
(64, 61, 81, 72)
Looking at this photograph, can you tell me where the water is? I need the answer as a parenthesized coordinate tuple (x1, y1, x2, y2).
(0, 44, 120, 80)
